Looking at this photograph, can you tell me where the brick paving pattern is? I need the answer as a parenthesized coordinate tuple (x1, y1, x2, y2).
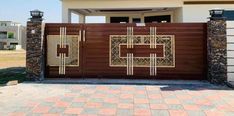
(0, 82, 234, 116)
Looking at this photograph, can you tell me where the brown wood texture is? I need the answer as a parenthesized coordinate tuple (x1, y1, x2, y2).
(45, 23, 207, 80)
(44, 24, 83, 78)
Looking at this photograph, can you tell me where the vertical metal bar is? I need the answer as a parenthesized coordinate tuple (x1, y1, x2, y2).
(154, 27, 157, 49)
(59, 28, 61, 74)
(127, 53, 128, 75)
(150, 54, 151, 76)
(154, 27, 155, 48)
(62, 53, 64, 75)
(63, 53, 66, 75)
(60, 27, 62, 48)
(150, 27, 152, 49)
(83, 30, 86, 42)
(131, 27, 134, 48)
(131, 53, 134, 75)
(127, 27, 129, 49)
(65, 27, 67, 48)
(152, 54, 154, 76)
(62, 27, 64, 75)
(154, 54, 157, 76)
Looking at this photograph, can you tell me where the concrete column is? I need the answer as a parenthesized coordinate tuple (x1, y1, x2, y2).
(207, 16, 227, 84)
(62, 7, 71, 23)
(26, 10, 44, 81)
(79, 14, 86, 23)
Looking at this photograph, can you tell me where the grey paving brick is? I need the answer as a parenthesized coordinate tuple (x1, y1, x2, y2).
(39, 102, 54, 107)
(88, 98, 103, 102)
(134, 94, 148, 99)
(49, 107, 65, 113)
(134, 104, 150, 109)
(168, 104, 184, 110)
(149, 99, 164, 104)
(187, 110, 206, 116)
(119, 98, 133, 103)
(102, 103, 117, 108)
(117, 109, 133, 116)
(151, 110, 169, 116)
(70, 102, 85, 108)
(81, 108, 99, 115)
(61, 97, 74, 102)
(200, 105, 215, 111)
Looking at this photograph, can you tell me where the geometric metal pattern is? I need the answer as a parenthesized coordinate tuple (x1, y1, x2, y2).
(109, 32, 175, 68)
(47, 31, 81, 70)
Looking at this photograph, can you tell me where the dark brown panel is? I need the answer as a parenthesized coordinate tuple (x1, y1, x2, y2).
(45, 23, 207, 80)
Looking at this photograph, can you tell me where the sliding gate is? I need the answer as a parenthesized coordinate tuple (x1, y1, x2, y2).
(45, 23, 207, 79)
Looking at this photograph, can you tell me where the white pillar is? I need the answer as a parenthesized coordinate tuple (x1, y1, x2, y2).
(62, 5, 71, 23)
(79, 14, 85, 23)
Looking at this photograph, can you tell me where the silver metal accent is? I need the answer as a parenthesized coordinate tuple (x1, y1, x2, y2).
(150, 53, 157, 76)
(83, 30, 86, 42)
(126, 27, 134, 75)
(59, 27, 67, 75)
(150, 27, 157, 49)
(127, 27, 134, 49)
(150, 27, 157, 76)
(127, 53, 134, 75)
(79, 30, 82, 42)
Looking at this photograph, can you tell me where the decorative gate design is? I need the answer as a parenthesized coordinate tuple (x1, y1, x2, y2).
(109, 27, 175, 76)
(45, 23, 207, 79)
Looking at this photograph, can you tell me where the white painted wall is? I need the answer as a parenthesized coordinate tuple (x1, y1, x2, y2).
(61, 0, 234, 23)
(227, 21, 234, 82)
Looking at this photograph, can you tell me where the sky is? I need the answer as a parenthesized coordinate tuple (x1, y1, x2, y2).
(0, 0, 105, 26)
(0, 0, 61, 25)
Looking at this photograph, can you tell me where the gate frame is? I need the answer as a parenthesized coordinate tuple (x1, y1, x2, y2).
(26, 11, 227, 84)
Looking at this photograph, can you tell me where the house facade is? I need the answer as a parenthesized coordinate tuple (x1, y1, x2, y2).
(61, 0, 234, 23)
(0, 21, 26, 50)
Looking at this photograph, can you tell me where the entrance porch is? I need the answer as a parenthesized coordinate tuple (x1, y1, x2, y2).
(67, 8, 182, 23)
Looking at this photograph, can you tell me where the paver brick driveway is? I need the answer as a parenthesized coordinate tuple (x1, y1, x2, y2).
(0, 81, 234, 116)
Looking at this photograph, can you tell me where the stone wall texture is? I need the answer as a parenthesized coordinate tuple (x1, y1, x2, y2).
(26, 21, 43, 81)
(207, 20, 227, 84)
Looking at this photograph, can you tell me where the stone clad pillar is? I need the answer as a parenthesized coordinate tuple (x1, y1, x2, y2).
(207, 9, 227, 84)
(26, 10, 44, 81)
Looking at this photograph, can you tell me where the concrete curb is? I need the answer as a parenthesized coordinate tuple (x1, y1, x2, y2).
(39, 79, 211, 86)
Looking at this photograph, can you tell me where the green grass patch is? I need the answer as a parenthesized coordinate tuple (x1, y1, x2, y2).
(0, 67, 26, 85)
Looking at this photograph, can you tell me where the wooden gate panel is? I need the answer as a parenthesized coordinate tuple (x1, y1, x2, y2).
(83, 23, 207, 79)
(45, 24, 83, 78)
(45, 23, 207, 80)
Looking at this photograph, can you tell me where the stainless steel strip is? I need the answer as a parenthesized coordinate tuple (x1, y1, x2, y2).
(154, 54, 157, 76)
(83, 30, 86, 42)
(63, 53, 66, 75)
(132, 27, 133, 48)
(131, 53, 134, 75)
(154, 27, 157, 49)
(127, 53, 129, 75)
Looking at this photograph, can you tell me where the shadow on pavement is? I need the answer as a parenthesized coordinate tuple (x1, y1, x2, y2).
(0, 67, 26, 85)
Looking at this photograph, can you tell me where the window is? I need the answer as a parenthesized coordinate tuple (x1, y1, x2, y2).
(110, 17, 129, 23)
(144, 15, 171, 23)
(0, 31, 7, 39)
(132, 18, 141, 23)
(0, 23, 7, 26)
(224, 10, 234, 21)
(7, 32, 14, 39)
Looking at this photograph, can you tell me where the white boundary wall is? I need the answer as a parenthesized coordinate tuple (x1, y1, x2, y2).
(227, 21, 234, 82)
